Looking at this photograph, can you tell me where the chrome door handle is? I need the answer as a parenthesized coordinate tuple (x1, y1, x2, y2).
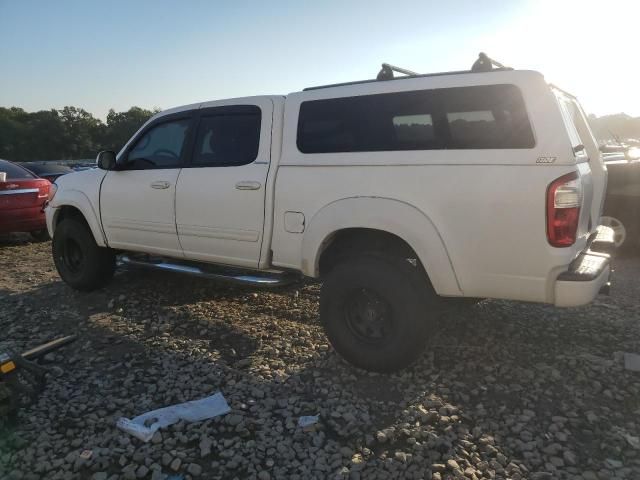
(235, 181, 261, 191)
(150, 181, 171, 189)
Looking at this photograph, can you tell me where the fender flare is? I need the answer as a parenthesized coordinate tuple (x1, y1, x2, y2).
(50, 189, 107, 247)
(301, 196, 462, 296)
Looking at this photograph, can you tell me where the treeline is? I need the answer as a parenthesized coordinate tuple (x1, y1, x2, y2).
(588, 113, 640, 142)
(0, 106, 158, 162)
(1, 105, 639, 162)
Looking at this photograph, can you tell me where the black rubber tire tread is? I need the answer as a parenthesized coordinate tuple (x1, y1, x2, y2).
(320, 253, 435, 372)
(30, 229, 50, 242)
(52, 218, 115, 291)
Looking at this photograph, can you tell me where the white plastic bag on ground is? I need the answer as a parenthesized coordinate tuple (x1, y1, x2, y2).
(116, 392, 230, 442)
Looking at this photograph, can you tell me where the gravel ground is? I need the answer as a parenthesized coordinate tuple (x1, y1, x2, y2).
(1, 234, 639, 480)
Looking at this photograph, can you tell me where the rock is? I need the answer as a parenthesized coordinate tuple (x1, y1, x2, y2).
(187, 463, 202, 476)
(549, 456, 564, 468)
(258, 472, 271, 480)
(151, 471, 166, 480)
(225, 414, 243, 426)
(563, 450, 577, 465)
(340, 447, 354, 458)
(136, 465, 149, 478)
(170, 458, 181, 471)
(543, 443, 562, 455)
(92, 474, 108, 480)
(200, 437, 213, 457)
(447, 459, 460, 471)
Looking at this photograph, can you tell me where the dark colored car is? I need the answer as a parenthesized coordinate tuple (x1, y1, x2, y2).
(602, 156, 640, 249)
(20, 162, 74, 182)
(0, 159, 52, 240)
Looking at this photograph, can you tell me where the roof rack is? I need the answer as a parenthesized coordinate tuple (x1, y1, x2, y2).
(304, 52, 513, 91)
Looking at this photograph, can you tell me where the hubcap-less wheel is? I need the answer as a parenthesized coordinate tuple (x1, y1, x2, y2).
(62, 238, 84, 273)
(601, 216, 626, 247)
(344, 288, 394, 344)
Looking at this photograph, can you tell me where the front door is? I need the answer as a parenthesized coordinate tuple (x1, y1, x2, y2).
(100, 112, 195, 257)
(175, 100, 273, 268)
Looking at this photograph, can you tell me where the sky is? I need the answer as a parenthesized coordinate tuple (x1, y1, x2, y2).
(1, 0, 639, 119)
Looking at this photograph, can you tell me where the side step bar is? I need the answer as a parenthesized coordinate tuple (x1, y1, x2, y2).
(118, 255, 299, 288)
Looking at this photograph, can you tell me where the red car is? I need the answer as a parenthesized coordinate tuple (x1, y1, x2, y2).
(0, 159, 52, 240)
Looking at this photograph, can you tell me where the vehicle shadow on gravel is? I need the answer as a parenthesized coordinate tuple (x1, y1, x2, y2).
(3, 258, 640, 479)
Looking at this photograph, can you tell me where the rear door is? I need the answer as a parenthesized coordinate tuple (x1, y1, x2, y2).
(175, 99, 273, 268)
(553, 89, 607, 232)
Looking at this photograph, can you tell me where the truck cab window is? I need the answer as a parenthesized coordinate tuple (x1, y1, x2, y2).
(127, 119, 190, 169)
(192, 111, 261, 167)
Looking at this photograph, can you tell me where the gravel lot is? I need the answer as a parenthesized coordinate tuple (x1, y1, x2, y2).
(1, 235, 639, 480)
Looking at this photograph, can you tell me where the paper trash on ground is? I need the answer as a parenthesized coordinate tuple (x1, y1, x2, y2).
(298, 415, 319, 428)
(117, 392, 230, 442)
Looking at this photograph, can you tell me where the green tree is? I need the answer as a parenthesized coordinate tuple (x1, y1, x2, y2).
(0, 106, 158, 161)
(100, 107, 158, 153)
(58, 106, 102, 159)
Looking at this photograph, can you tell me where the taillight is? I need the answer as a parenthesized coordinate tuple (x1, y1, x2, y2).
(48, 183, 58, 202)
(37, 183, 50, 199)
(546, 172, 582, 247)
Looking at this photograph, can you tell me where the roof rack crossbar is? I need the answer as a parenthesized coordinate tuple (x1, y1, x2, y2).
(304, 52, 513, 91)
(376, 63, 419, 80)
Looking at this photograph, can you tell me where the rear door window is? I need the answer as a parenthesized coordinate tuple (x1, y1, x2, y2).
(192, 108, 261, 167)
(0, 161, 36, 180)
(297, 84, 535, 153)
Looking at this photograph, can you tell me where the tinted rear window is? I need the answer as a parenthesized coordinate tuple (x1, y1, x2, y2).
(297, 84, 535, 153)
(0, 161, 36, 180)
(192, 109, 261, 166)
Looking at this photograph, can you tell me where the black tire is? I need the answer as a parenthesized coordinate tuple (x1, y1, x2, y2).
(52, 218, 116, 291)
(320, 254, 435, 372)
(30, 229, 50, 242)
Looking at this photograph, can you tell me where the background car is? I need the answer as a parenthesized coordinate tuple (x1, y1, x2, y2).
(0, 159, 52, 241)
(19, 162, 74, 182)
(602, 156, 640, 249)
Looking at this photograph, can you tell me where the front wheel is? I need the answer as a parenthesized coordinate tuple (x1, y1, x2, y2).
(52, 218, 116, 291)
(320, 255, 434, 372)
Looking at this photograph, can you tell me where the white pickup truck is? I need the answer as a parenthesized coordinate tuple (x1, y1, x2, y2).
(46, 59, 615, 372)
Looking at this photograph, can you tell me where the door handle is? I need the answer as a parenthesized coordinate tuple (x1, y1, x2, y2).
(235, 181, 261, 191)
(150, 181, 171, 189)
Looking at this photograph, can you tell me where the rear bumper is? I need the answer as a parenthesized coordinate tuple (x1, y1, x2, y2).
(0, 209, 46, 234)
(554, 225, 615, 307)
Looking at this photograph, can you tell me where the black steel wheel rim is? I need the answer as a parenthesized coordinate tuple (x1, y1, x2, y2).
(343, 288, 394, 344)
(62, 238, 83, 273)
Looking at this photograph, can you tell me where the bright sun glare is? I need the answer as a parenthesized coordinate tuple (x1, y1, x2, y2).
(481, 0, 640, 116)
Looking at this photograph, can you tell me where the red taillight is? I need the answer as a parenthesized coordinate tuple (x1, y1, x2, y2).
(37, 182, 50, 199)
(546, 172, 582, 247)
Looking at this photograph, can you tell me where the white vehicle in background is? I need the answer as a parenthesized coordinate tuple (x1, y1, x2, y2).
(46, 54, 615, 372)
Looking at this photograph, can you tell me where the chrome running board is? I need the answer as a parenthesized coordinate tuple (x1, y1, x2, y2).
(118, 254, 298, 288)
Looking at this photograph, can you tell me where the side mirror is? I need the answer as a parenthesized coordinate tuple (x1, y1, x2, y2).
(96, 151, 117, 170)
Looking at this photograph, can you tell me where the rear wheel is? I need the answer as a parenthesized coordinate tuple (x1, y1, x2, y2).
(30, 229, 50, 242)
(52, 218, 115, 291)
(600, 215, 626, 248)
(320, 254, 435, 372)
